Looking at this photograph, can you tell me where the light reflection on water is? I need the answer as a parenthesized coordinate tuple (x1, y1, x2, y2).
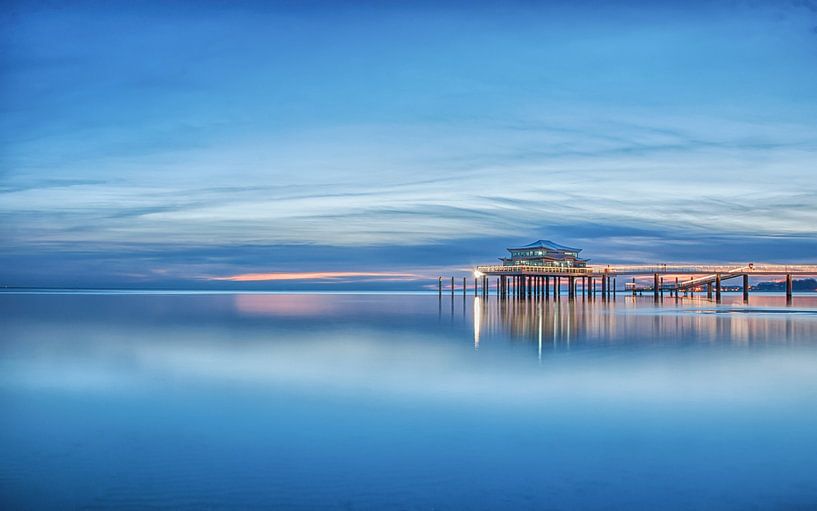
(1, 292, 817, 509)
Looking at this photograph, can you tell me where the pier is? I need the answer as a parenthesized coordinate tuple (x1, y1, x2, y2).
(459, 240, 817, 304)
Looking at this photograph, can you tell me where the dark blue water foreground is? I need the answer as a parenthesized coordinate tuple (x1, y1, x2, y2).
(2, 292, 817, 510)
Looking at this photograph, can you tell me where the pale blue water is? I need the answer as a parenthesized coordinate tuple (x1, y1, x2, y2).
(2, 292, 817, 509)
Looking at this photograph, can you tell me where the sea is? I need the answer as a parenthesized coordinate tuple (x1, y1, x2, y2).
(1, 291, 816, 509)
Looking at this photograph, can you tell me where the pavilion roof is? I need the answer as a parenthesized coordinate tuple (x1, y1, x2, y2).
(507, 240, 582, 253)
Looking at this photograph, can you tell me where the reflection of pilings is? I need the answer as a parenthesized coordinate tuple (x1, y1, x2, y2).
(742, 274, 749, 302)
(786, 274, 793, 304)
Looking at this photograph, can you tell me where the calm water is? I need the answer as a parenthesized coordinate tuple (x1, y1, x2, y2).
(2, 292, 817, 510)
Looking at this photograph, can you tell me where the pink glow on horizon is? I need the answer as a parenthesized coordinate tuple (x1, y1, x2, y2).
(210, 271, 424, 282)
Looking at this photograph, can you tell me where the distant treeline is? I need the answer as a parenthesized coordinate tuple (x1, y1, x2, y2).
(753, 278, 817, 292)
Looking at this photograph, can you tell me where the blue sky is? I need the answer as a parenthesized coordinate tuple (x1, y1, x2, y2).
(2, 0, 817, 288)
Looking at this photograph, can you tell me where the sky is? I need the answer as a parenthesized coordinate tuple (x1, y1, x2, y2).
(1, 0, 817, 289)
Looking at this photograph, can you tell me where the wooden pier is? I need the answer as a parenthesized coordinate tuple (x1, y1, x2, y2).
(468, 263, 817, 304)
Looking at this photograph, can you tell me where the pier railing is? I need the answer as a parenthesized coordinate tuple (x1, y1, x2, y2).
(476, 265, 593, 276)
(591, 264, 817, 275)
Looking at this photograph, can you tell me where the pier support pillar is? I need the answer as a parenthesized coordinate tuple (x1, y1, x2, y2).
(742, 274, 749, 302)
(707, 282, 712, 299)
(601, 274, 607, 299)
(463, 277, 467, 297)
(555, 277, 560, 299)
(786, 274, 793, 304)
(715, 274, 721, 302)
(438, 276, 442, 297)
(568, 276, 575, 300)
(653, 273, 660, 300)
(545, 276, 550, 300)
(474, 278, 478, 296)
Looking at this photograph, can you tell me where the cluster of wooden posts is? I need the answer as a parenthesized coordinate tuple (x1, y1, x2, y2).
(437, 274, 617, 300)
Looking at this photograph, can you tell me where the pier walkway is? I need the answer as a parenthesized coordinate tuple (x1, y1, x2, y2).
(467, 263, 817, 303)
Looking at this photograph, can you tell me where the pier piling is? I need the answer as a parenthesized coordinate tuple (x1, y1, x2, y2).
(653, 273, 659, 300)
(715, 274, 722, 302)
(742, 274, 749, 302)
(786, 274, 793, 304)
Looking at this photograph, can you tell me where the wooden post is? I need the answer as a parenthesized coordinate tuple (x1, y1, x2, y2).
(438, 276, 442, 297)
(451, 277, 454, 298)
(786, 274, 792, 304)
(653, 273, 659, 300)
(715, 273, 721, 302)
(555, 277, 560, 299)
(601, 273, 607, 298)
(707, 282, 712, 299)
(742, 274, 749, 302)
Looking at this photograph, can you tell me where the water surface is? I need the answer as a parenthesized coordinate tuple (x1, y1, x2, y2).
(2, 292, 817, 509)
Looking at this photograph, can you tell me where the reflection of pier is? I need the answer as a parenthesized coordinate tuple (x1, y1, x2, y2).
(468, 294, 817, 354)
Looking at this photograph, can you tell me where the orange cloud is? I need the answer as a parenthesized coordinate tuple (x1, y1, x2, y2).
(209, 271, 423, 282)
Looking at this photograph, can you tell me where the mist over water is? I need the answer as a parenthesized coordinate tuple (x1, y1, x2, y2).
(2, 292, 817, 509)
